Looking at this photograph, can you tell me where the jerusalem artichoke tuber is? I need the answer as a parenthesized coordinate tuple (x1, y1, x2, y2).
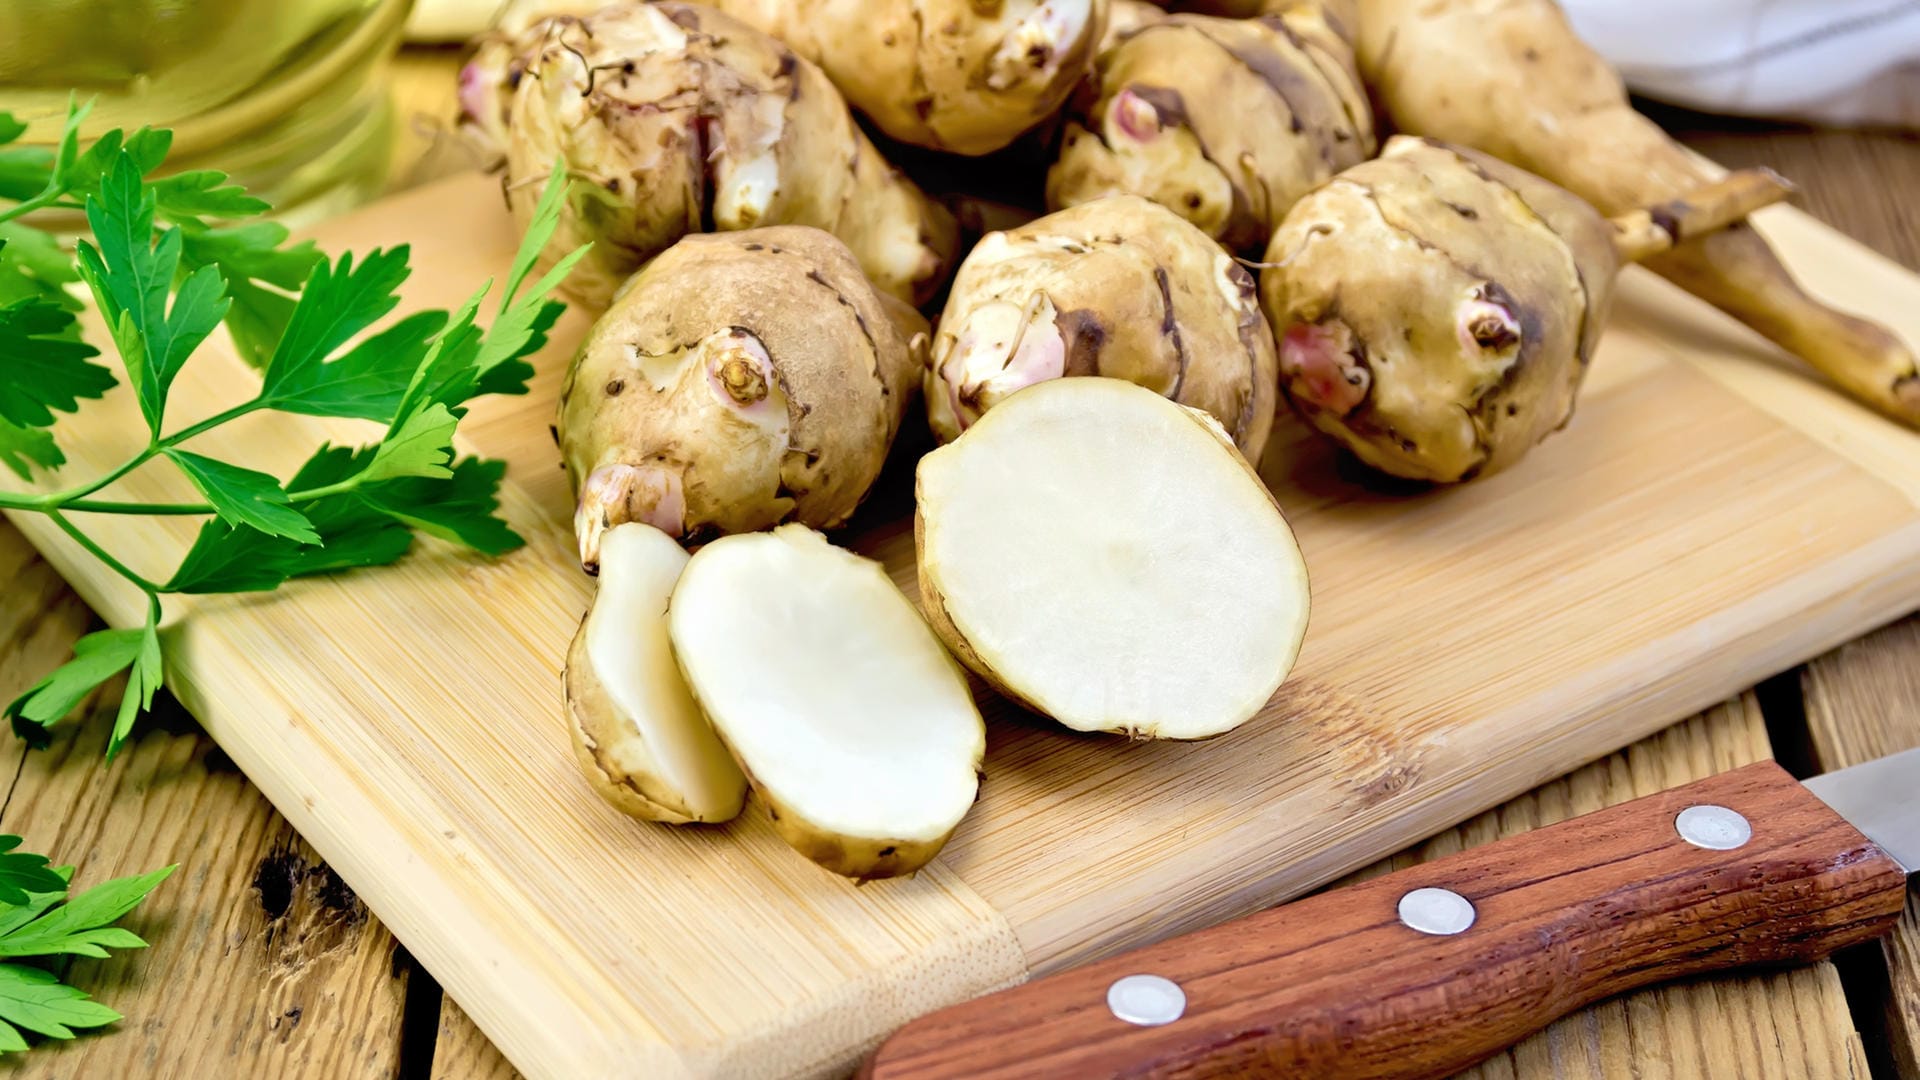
(1261, 136, 1791, 483)
(1354, 0, 1920, 428)
(559, 226, 924, 569)
(1049, 3, 1373, 251)
(701, 0, 1110, 156)
(929, 195, 1279, 459)
(469, 2, 957, 309)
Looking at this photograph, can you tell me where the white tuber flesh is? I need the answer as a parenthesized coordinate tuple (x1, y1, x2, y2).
(669, 526, 986, 880)
(916, 378, 1310, 740)
(566, 524, 747, 825)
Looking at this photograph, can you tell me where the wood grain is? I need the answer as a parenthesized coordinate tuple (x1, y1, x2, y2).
(1801, 616, 1920, 1080)
(433, 997, 521, 1080)
(5, 171, 1919, 1078)
(0, 526, 411, 1078)
(1365, 697, 1872, 1080)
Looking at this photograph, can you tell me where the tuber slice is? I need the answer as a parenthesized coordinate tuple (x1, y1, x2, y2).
(1354, 0, 1920, 429)
(1261, 136, 1792, 483)
(566, 523, 747, 825)
(669, 526, 986, 881)
(929, 195, 1279, 460)
(916, 378, 1310, 740)
(560, 226, 925, 570)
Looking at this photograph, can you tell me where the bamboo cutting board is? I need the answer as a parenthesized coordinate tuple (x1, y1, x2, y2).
(8, 173, 1920, 1079)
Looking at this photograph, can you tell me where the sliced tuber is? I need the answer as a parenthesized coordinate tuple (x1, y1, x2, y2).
(566, 523, 747, 825)
(669, 526, 986, 881)
(917, 378, 1310, 740)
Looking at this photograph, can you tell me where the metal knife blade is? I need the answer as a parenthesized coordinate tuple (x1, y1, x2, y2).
(1804, 743, 1920, 873)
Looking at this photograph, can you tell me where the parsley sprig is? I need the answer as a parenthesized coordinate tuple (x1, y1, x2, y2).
(0, 836, 171, 1052)
(0, 100, 586, 758)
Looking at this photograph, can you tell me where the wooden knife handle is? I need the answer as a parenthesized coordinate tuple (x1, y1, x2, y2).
(861, 761, 1906, 1080)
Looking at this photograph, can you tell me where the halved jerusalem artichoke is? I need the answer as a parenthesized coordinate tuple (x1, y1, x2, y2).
(566, 523, 747, 825)
(669, 526, 986, 880)
(917, 378, 1310, 740)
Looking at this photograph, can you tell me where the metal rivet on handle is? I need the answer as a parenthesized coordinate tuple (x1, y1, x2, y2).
(1398, 887, 1476, 936)
(1107, 974, 1186, 1026)
(1676, 804, 1752, 850)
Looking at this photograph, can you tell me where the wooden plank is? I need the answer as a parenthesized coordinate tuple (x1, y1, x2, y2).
(434, 997, 521, 1080)
(0, 525, 412, 1077)
(7, 169, 1919, 1078)
(1338, 696, 1871, 1079)
(1801, 617, 1920, 1079)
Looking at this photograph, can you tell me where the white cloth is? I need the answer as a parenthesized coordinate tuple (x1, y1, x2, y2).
(1561, 0, 1920, 127)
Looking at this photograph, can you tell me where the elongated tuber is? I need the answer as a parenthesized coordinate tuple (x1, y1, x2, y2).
(567, 522, 747, 824)
(917, 377, 1310, 740)
(701, 0, 1110, 156)
(1050, 4, 1373, 251)
(929, 195, 1279, 459)
(670, 526, 986, 880)
(1354, 0, 1920, 428)
(1261, 136, 1791, 482)
(470, 2, 957, 309)
(560, 226, 924, 569)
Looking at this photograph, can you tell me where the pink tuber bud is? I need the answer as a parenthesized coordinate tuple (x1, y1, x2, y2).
(1280, 320, 1369, 416)
(1112, 88, 1162, 142)
(575, 464, 688, 570)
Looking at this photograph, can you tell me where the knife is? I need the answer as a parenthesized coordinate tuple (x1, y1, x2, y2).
(860, 752, 1916, 1079)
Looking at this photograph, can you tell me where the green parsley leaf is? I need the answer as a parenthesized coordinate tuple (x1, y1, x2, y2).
(364, 403, 458, 483)
(164, 450, 319, 544)
(0, 224, 82, 309)
(0, 418, 63, 481)
(359, 456, 524, 557)
(0, 864, 172, 960)
(0, 841, 66, 907)
(258, 309, 446, 422)
(0, 964, 123, 1045)
(257, 247, 413, 409)
(0, 297, 112, 429)
(149, 170, 268, 221)
(3, 628, 145, 736)
(0, 111, 49, 202)
(178, 222, 322, 368)
(500, 159, 569, 310)
(108, 618, 161, 761)
(75, 154, 230, 434)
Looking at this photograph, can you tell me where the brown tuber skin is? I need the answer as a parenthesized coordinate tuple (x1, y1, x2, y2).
(1262, 137, 1791, 483)
(1051, 3, 1373, 251)
(559, 226, 925, 570)
(1354, 0, 1920, 429)
(701, 0, 1111, 156)
(929, 195, 1280, 460)
(468, 2, 957, 310)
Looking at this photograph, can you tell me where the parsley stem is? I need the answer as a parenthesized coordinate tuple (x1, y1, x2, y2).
(44, 509, 163, 594)
(286, 477, 361, 504)
(62, 500, 211, 516)
(158, 398, 263, 449)
(0, 187, 69, 227)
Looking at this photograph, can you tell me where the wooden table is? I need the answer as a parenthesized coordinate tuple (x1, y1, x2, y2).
(1, 48, 1916, 1079)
